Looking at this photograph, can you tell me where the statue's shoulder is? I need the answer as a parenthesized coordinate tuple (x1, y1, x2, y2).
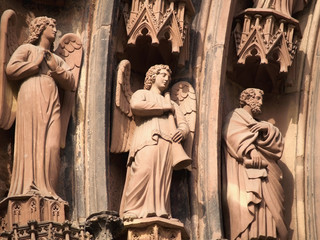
(223, 108, 248, 127)
(14, 43, 34, 51)
(133, 89, 149, 96)
(226, 108, 241, 119)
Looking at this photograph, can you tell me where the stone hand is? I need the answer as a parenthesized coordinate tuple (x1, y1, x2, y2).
(250, 148, 263, 169)
(172, 129, 183, 143)
(44, 50, 58, 71)
(249, 122, 269, 133)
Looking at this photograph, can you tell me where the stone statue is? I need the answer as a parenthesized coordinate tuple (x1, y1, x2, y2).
(253, 0, 309, 16)
(222, 88, 287, 240)
(0, 10, 82, 199)
(110, 61, 196, 220)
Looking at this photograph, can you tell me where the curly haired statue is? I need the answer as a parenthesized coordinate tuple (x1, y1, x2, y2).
(144, 64, 172, 90)
(239, 88, 264, 108)
(26, 16, 56, 52)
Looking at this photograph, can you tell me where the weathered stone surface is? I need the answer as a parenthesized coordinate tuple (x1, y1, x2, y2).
(1, 1, 320, 240)
(189, 0, 236, 239)
(85, 211, 123, 240)
(0, 195, 69, 233)
(0, 129, 13, 199)
(0, 220, 91, 240)
(123, 217, 189, 240)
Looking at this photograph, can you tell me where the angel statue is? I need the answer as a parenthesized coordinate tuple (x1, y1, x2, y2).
(111, 60, 196, 220)
(0, 10, 82, 199)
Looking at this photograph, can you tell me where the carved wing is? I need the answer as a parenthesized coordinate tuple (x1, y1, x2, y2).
(110, 59, 135, 153)
(0, 9, 19, 129)
(55, 33, 83, 148)
(170, 81, 196, 157)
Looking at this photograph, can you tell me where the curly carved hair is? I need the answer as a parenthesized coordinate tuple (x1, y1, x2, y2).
(144, 65, 172, 90)
(239, 88, 264, 107)
(25, 16, 56, 52)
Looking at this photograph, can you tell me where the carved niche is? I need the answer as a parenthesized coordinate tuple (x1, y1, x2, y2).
(234, 9, 299, 73)
(109, 1, 196, 239)
(232, 1, 308, 92)
(118, 0, 195, 69)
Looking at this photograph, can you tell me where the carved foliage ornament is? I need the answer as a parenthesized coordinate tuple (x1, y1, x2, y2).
(122, 0, 195, 54)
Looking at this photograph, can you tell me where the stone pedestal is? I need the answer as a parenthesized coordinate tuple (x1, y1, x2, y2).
(85, 211, 123, 240)
(0, 221, 91, 240)
(0, 195, 68, 232)
(124, 217, 189, 240)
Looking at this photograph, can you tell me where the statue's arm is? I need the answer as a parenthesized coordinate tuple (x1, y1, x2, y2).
(223, 113, 258, 160)
(6, 45, 40, 80)
(173, 102, 189, 139)
(48, 55, 75, 91)
(131, 91, 171, 117)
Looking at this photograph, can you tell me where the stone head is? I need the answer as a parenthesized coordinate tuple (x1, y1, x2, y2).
(239, 88, 264, 115)
(26, 16, 56, 51)
(144, 64, 172, 92)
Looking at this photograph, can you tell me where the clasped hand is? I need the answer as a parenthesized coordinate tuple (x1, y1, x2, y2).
(34, 49, 58, 71)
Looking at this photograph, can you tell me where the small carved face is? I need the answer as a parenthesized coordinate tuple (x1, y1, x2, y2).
(153, 69, 171, 92)
(42, 20, 57, 42)
(249, 91, 263, 115)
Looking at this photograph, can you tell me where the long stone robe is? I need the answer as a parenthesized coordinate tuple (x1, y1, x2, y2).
(222, 108, 287, 240)
(120, 89, 190, 218)
(6, 43, 75, 198)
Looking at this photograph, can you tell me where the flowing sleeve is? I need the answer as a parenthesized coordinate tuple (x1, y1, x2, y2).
(6, 44, 40, 81)
(222, 110, 258, 161)
(131, 90, 165, 117)
(173, 101, 189, 139)
(48, 55, 75, 91)
(255, 121, 284, 160)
